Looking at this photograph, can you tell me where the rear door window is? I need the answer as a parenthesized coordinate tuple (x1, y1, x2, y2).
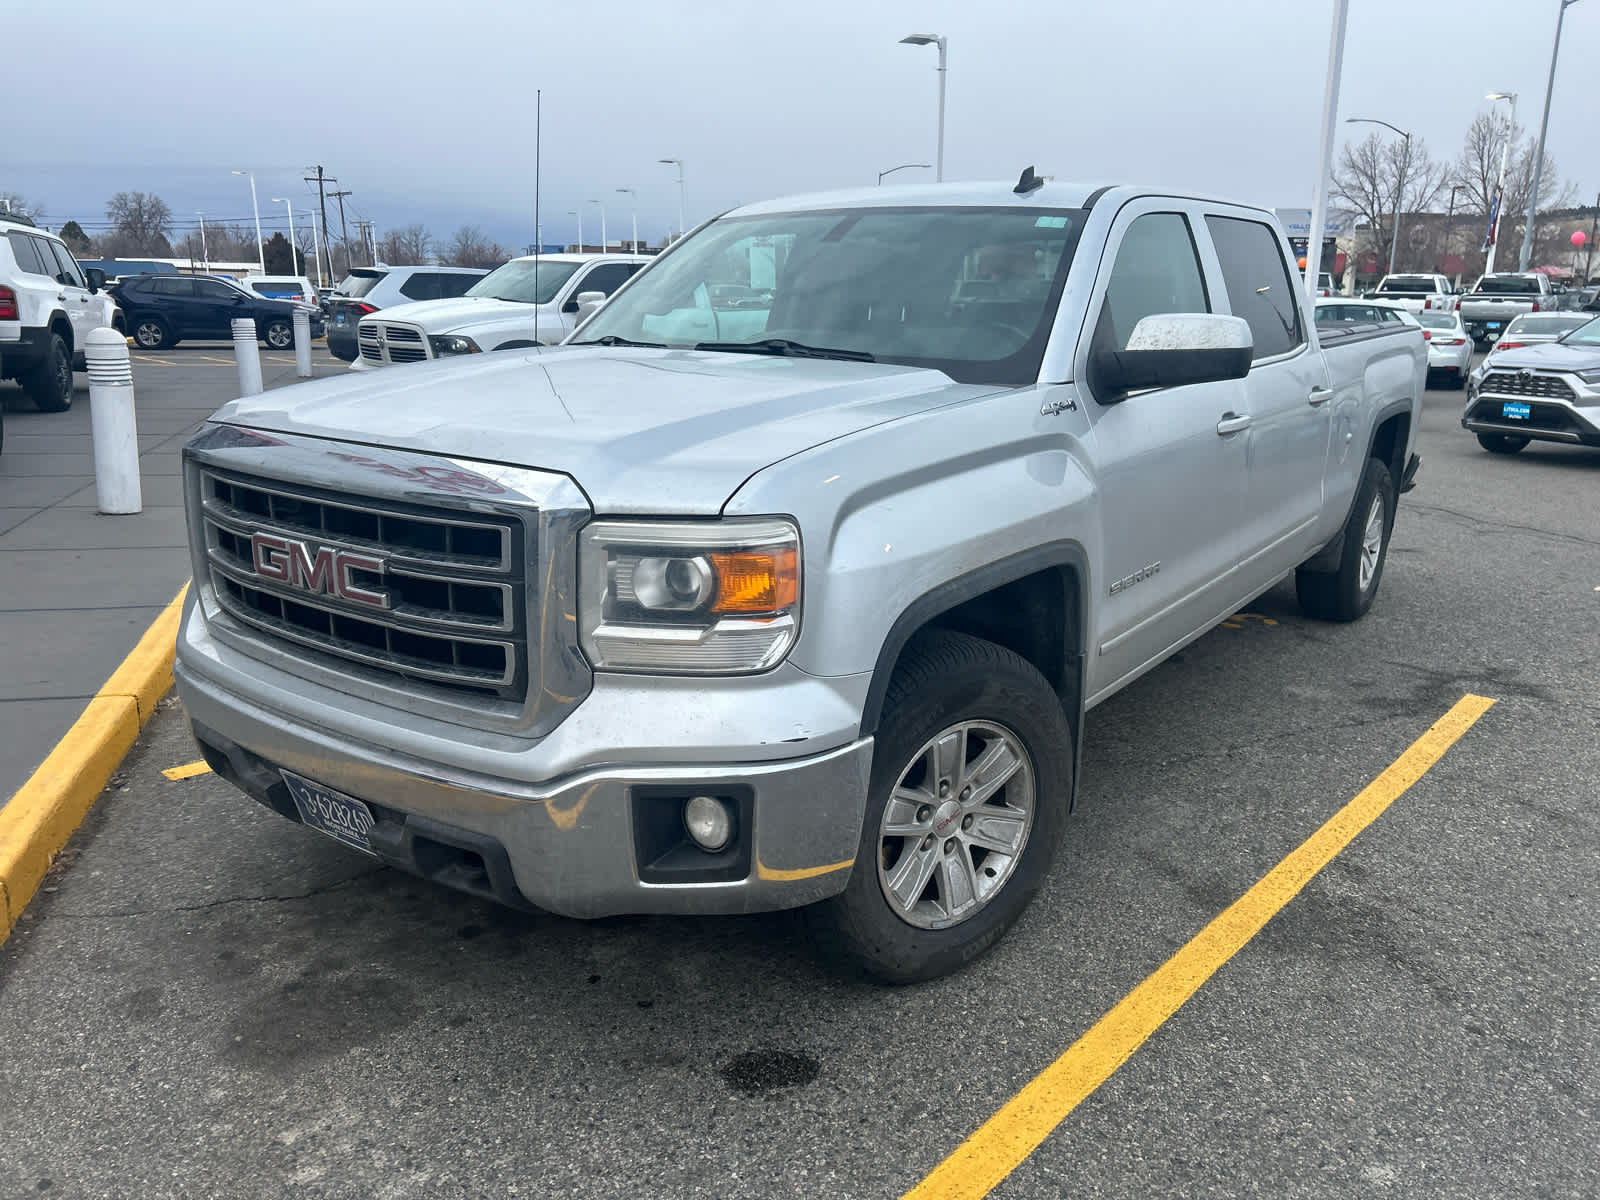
(7, 232, 50, 276)
(153, 277, 195, 296)
(436, 273, 482, 299)
(1205, 216, 1304, 359)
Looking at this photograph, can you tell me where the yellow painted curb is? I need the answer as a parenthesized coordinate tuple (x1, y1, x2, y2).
(0, 584, 189, 942)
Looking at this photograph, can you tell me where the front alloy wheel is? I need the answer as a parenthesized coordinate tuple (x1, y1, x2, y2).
(877, 720, 1035, 929)
(263, 319, 293, 350)
(807, 630, 1073, 984)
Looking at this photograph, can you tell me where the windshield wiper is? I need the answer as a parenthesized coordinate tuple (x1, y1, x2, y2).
(694, 338, 875, 363)
(568, 334, 668, 348)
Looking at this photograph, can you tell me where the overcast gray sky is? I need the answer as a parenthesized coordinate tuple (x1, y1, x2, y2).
(8, 0, 1597, 251)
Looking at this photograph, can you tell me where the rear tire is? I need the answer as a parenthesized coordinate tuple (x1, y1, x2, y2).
(1477, 433, 1529, 455)
(1296, 456, 1396, 622)
(806, 630, 1074, 984)
(23, 332, 73, 412)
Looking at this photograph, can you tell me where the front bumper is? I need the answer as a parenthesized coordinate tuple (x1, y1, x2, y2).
(174, 597, 874, 918)
(1461, 390, 1600, 447)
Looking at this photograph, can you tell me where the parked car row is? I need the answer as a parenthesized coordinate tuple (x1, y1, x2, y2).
(107, 274, 324, 350)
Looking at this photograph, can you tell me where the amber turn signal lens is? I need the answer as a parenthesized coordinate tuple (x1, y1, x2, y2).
(709, 548, 799, 614)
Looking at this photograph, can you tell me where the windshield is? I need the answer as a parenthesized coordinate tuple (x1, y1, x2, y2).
(1560, 316, 1600, 346)
(1474, 275, 1542, 294)
(574, 206, 1086, 385)
(1417, 313, 1458, 329)
(465, 259, 581, 304)
(1378, 276, 1438, 291)
(1507, 315, 1588, 335)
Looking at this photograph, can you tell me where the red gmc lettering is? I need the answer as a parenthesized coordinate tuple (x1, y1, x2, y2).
(247, 534, 390, 610)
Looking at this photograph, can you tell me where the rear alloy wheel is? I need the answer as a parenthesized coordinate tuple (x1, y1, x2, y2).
(1477, 433, 1529, 455)
(263, 319, 293, 350)
(23, 332, 73, 412)
(807, 630, 1073, 984)
(133, 318, 171, 350)
(1296, 456, 1396, 622)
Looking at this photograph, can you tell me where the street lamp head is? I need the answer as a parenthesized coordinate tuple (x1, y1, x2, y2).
(616, 187, 634, 195)
(900, 33, 942, 45)
(231, 169, 248, 176)
(1486, 91, 1516, 101)
(658, 158, 680, 165)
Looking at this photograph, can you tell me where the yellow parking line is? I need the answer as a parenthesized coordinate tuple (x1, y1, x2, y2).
(903, 693, 1497, 1200)
(132, 355, 176, 365)
(195, 356, 235, 365)
(161, 760, 213, 781)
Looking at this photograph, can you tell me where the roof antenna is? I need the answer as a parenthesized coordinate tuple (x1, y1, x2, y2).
(1013, 166, 1044, 195)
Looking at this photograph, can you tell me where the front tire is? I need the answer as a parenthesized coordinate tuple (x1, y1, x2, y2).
(23, 332, 73, 412)
(1477, 433, 1529, 455)
(1296, 456, 1396, 622)
(263, 319, 294, 350)
(807, 630, 1074, 984)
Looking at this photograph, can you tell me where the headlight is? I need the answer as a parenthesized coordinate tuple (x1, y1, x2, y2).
(1577, 368, 1600, 384)
(428, 334, 481, 357)
(579, 519, 800, 674)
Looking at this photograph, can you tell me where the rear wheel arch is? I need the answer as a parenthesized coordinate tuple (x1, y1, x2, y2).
(859, 544, 1088, 792)
(48, 312, 74, 354)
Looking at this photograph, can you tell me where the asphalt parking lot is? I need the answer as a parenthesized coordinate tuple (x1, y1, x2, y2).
(1, 357, 1597, 1199)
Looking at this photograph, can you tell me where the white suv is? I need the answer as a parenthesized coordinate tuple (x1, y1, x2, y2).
(1, 217, 124, 416)
(351, 253, 647, 369)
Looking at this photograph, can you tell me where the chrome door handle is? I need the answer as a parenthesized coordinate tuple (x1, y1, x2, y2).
(1216, 413, 1252, 436)
(1308, 386, 1334, 406)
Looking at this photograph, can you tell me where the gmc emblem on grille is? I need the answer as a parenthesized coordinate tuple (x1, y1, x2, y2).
(249, 533, 391, 610)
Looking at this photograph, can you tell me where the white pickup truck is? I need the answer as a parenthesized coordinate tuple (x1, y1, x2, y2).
(176, 177, 1426, 981)
(351, 253, 648, 368)
(1460, 272, 1556, 345)
(1370, 273, 1457, 315)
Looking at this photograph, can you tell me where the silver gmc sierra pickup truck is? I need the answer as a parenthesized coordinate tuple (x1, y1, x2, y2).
(176, 177, 1425, 982)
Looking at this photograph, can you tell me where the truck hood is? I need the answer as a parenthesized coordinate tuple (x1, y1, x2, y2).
(209, 346, 998, 514)
(366, 295, 544, 332)
(1480, 341, 1600, 371)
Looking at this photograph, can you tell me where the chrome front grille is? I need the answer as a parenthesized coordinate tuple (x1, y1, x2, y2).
(356, 321, 432, 366)
(198, 469, 526, 700)
(1480, 371, 1576, 400)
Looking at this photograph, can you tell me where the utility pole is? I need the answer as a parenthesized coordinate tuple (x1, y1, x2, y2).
(303, 166, 335, 287)
(329, 189, 352, 278)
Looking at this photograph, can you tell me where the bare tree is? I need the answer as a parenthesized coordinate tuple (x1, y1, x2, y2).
(103, 191, 174, 255)
(1332, 132, 1448, 272)
(442, 225, 508, 269)
(1450, 111, 1576, 271)
(0, 192, 45, 223)
(376, 224, 432, 266)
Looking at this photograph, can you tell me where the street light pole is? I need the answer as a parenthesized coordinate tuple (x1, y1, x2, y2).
(568, 209, 582, 253)
(1303, 0, 1349, 301)
(196, 212, 209, 275)
(1346, 117, 1412, 273)
(1519, 0, 1581, 272)
(233, 170, 265, 274)
(877, 163, 932, 185)
(616, 188, 638, 252)
(899, 33, 947, 182)
(271, 198, 296, 274)
(658, 159, 685, 240)
(1484, 92, 1518, 275)
(589, 199, 606, 254)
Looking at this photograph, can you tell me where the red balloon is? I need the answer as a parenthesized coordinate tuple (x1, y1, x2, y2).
(1572, 230, 1588, 246)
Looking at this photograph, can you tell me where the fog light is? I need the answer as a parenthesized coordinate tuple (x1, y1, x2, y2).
(683, 795, 734, 852)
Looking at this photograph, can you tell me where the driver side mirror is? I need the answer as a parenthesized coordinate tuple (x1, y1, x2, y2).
(1090, 314, 1253, 402)
(574, 290, 607, 321)
(84, 267, 106, 293)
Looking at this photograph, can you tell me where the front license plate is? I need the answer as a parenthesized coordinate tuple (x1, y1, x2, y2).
(282, 771, 377, 855)
(1502, 401, 1532, 420)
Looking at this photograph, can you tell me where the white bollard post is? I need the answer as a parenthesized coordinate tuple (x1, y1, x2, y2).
(232, 317, 264, 396)
(84, 327, 142, 515)
(293, 307, 312, 378)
